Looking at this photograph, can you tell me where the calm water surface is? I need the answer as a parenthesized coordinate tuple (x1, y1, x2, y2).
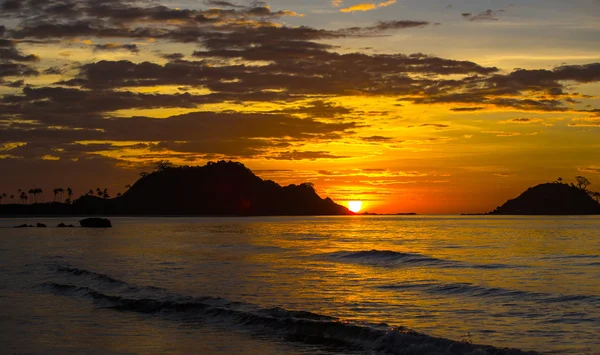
(1, 216, 599, 354)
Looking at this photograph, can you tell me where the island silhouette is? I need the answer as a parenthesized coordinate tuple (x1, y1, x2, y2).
(0, 161, 352, 216)
(488, 177, 600, 215)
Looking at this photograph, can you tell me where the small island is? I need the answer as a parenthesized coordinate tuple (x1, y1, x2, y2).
(488, 177, 600, 215)
(0, 161, 352, 216)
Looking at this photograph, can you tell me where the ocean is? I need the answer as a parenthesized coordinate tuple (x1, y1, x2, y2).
(1, 216, 598, 354)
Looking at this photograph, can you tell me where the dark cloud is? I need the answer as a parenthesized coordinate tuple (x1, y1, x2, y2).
(205, 0, 243, 8)
(361, 136, 394, 142)
(336, 20, 431, 35)
(93, 43, 139, 53)
(0, 63, 39, 78)
(420, 123, 449, 128)
(462, 9, 504, 21)
(3, 79, 24, 87)
(0, 47, 40, 62)
(267, 150, 349, 161)
(450, 107, 485, 111)
(160, 52, 185, 61)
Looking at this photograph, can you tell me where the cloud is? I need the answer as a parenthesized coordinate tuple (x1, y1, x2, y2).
(361, 135, 394, 142)
(337, 20, 431, 35)
(578, 167, 600, 174)
(450, 107, 485, 112)
(462, 9, 504, 22)
(205, 0, 244, 8)
(331, 0, 343, 7)
(420, 123, 450, 128)
(482, 131, 521, 137)
(340, 0, 396, 13)
(569, 118, 600, 127)
(93, 43, 139, 53)
(0, 0, 598, 169)
(267, 150, 349, 160)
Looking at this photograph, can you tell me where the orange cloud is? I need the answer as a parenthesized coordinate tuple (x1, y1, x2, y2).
(340, 0, 396, 13)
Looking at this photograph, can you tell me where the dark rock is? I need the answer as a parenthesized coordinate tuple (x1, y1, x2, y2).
(14, 224, 30, 228)
(67, 224, 75, 227)
(489, 183, 600, 215)
(79, 217, 112, 228)
(57, 223, 67, 228)
(37, 223, 47, 228)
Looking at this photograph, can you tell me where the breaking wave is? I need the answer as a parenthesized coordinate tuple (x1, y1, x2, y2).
(379, 282, 600, 305)
(42, 264, 538, 355)
(322, 250, 517, 269)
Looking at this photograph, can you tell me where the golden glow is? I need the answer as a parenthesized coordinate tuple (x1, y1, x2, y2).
(347, 201, 363, 213)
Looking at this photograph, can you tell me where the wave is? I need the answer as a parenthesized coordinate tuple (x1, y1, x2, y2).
(379, 282, 600, 305)
(42, 265, 538, 355)
(321, 250, 518, 270)
(323, 250, 455, 267)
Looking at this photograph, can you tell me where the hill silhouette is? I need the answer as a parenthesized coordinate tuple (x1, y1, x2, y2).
(489, 183, 600, 215)
(68, 161, 351, 216)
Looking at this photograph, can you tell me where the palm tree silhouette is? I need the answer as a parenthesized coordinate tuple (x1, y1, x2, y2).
(102, 188, 109, 199)
(67, 188, 73, 203)
(9, 194, 15, 204)
(57, 188, 65, 202)
(20, 192, 27, 204)
(53, 188, 59, 202)
(0, 193, 4, 204)
(28, 189, 34, 203)
(96, 188, 102, 197)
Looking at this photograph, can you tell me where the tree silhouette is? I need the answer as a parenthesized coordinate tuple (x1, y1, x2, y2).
(575, 176, 591, 190)
(28, 189, 34, 203)
(19, 192, 27, 204)
(87, 189, 93, 196)
(153, 160, 173, 172)
(9, 194, 15, 204)
(53, 188, 59, 202)
(590, 191, 600, 203)
(96, 188, 102, 197)
(557, 177, 563, 183)
(116, 192, 122, 198)
(125, 184, 131, 189)
(102, 188, 109, 199)
(67, 187, 73, 203)
(0, 193, 4, 204)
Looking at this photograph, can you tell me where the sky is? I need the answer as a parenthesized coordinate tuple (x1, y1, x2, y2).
(0, 0, 599, 214)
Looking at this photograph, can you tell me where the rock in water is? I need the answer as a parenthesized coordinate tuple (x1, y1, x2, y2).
(79, 218, 112, 228)
(14, 224, 30, 228)
(57, 223, 66, 228)
(37, 223, 47, 228)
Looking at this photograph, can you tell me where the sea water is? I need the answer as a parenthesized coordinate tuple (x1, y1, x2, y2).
(1, 216, 599, 354)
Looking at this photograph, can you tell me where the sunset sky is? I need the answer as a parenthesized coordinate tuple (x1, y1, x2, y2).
(1, 0, 599, 213)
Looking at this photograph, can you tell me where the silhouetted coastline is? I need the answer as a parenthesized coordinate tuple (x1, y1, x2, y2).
(0, 161, 352, 217)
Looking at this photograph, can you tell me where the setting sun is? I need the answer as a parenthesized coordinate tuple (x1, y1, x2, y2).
(347, 201, 363, 213)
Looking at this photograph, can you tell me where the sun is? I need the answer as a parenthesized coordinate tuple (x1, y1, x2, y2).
(347, 201, 363, 213)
